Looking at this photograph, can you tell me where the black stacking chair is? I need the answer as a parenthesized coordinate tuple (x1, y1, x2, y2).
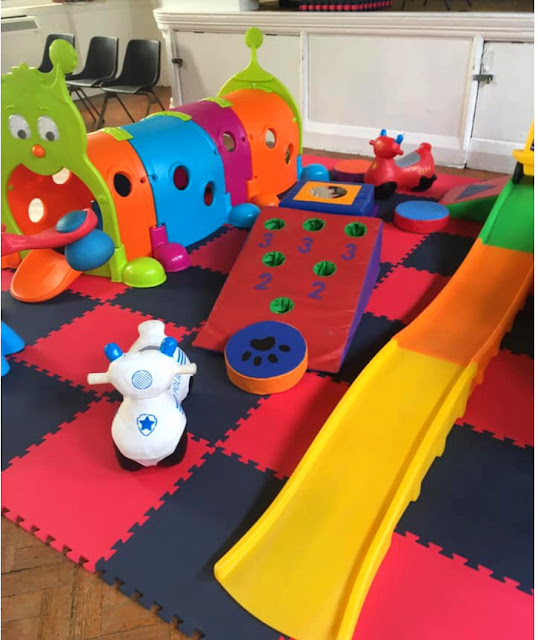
(38, 33, 75, 73)
(67, 36, 119, 124)
(96, 39, 166, 130)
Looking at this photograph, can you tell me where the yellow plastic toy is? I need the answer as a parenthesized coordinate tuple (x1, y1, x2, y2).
(214, 134, 534, 639)
(512, 120, 534, 181)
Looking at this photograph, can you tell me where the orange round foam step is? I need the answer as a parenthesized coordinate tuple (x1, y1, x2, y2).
(225, 321, 308, 395)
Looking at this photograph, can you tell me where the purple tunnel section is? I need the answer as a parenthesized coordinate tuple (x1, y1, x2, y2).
(172, 100, 253, 207)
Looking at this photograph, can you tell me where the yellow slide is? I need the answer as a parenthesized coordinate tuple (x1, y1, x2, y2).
(215, 178, 533, 640)
(217, 345, 475, 640)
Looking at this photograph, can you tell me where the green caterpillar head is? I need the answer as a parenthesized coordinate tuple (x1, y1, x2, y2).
(1, 39, 86, 177)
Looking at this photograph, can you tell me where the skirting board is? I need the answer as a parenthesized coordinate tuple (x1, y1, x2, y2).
(304, 122, 468, 169)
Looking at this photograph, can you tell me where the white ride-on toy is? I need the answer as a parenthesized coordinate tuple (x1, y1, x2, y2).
(88, 320, 197, 470)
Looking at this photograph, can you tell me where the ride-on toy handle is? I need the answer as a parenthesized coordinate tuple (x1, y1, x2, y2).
(87, 363, 196, 387)
(87, 372, 110, 385)
(176, 363, 197, 376)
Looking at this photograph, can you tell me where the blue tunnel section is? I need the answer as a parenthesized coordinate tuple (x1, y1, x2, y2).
(122, 114, 232, 248)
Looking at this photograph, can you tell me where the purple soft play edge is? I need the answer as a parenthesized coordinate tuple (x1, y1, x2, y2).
(337, 223, 382, 369)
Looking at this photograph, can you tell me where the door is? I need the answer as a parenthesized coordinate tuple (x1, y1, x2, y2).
(305, 33, 475, 167)
(467, 41, 534, 173)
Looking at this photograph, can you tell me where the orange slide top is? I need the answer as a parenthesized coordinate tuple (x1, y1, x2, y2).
(10, 249, 81, 303)
(396, 239, 533, 380)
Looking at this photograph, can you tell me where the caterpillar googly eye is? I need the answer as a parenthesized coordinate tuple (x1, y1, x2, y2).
(37, 115, 60, 142)
(8, 114, 31, 140)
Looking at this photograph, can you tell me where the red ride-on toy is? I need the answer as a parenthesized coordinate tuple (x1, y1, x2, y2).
(364, 129, 437, 199)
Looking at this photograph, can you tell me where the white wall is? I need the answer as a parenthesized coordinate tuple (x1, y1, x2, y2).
(155, 9, 534, 171)
(1, 0, 170, 85)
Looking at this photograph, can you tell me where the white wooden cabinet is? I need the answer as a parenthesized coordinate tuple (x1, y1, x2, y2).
(154, 9, 533, 172)
(165, 30, 300, 106)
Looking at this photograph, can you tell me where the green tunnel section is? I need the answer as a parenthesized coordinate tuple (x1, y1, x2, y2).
(479, 176, 534, 254)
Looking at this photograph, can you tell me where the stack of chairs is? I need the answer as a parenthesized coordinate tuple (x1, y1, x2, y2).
(38, 33, 166, 129)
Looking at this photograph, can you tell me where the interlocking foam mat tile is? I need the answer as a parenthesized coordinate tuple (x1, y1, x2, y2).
(2, 164, 533, 639)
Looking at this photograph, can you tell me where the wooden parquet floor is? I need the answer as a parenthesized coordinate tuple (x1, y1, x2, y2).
(2, 85, 499, 638)
(1, 518, 196, 640)
(74, 86, 173, 133)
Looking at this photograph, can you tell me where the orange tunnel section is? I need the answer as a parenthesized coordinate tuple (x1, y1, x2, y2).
(223, 89, 299, 203)
(87, 131, 157, 262)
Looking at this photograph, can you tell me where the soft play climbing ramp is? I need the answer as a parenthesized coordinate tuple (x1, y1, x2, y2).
(214, 177, 534, 639)
(194, 207, 382, 373)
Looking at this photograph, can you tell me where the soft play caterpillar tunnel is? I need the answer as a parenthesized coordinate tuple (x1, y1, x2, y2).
(1, 28, 302, 301)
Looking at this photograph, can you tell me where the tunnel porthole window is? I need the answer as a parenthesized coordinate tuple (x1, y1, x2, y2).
(173, 166, 189, 190)
(28, 197, 45, 223)
(204, 182, 215, 206)
(285, 144, 293, 165)
(265, 128, 276, 149)
(222, 132, 236, 152)
(113, 172, 132, 197)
